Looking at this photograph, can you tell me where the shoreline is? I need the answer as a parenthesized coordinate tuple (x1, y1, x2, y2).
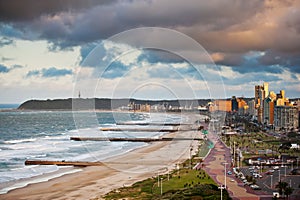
(0, 114, 202, 200)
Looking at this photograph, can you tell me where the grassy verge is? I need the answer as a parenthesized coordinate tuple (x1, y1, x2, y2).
(103, 168, 231, 200)
(103, 141, 231, 200)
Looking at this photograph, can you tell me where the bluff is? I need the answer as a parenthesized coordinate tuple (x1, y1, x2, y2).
(18, 98, 211, 110)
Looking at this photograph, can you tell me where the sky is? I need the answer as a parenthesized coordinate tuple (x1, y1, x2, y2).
(0, 0, 300, 104)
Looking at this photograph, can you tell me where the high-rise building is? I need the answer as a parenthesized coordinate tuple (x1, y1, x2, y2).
(263, 82, 269, 99)
(209, 100, 231, 112)
(263, 91, 276, 125)
(255, 82, 268, 123)
(274, 106, 299, 130)
(231, 96, 238, 112)
(248, 100, 256, 116)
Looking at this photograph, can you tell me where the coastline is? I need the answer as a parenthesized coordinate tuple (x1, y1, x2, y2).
(0, 113, 202, 200)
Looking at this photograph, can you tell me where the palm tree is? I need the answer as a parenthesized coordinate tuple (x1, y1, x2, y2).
(275, 181, 294, 199)
(284, 186, 294, 199)
(275, 181, 288, 197)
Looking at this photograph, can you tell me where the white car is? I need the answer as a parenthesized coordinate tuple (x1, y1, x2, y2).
(273, 166, 279, 170)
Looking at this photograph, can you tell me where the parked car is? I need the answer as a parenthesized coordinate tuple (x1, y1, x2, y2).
(250, 185, 261, 190)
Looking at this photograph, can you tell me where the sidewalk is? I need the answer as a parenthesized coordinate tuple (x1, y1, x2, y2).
(203, 139, 260, 200)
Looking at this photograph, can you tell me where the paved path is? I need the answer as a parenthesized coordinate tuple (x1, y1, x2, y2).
(203, 139, 260, 200)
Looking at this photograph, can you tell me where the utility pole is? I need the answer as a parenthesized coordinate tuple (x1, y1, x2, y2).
(224, 162, 228, 189)
(218, 185, 224, 200)
(160, 178, 163, 195)
(233, 141, 236, 167)
(157, 174, 160, 187)
(270, 174, 273, 189)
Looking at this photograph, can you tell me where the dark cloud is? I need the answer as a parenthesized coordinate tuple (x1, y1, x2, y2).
(26, 67, 72, 78)
(138, 49, 186, 64)
(0, 0, 115, 22)
(213, 53, 245, 66)
(0, 0, 265, 48)
(1, 0, 300, 81)
(0, 64, 9, 73)
(258, 50, 300, 73)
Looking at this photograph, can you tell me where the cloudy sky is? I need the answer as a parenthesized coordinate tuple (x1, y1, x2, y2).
(0, 0, 299, 104)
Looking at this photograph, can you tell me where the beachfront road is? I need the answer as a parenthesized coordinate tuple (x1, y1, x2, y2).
(203, 135, 260, 200)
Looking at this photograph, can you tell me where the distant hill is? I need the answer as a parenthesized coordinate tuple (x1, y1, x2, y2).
(18, 98, 212, 110)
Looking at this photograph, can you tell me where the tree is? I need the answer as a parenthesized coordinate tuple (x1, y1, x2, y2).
(284, 186, 294, 199)
(276, 181, 288, 197)
(275, 181, 294, 199)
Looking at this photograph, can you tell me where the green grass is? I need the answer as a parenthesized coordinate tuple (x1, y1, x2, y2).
(152, 169, 216, 195)
(197, 140, 212, 158)
(104, 168, 218, 200)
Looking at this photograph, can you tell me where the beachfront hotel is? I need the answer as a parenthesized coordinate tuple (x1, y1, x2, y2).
(254, 82, 299, 131)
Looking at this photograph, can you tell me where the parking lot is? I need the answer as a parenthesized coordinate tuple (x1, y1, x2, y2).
(232, 165, 300, 198)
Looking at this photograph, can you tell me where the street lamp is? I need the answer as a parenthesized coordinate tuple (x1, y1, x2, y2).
(160, 178, 163, 195)
(224, 162, 228, 189)
(270, 174, 273, 189)
(233, 141, 236, 167)
(284, 165, 287, 177)
(218, 185, 225, 200)
(157, 174, 160, 187)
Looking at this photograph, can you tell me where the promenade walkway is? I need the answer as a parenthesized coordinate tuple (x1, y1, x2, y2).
(203, 139, 260, 200)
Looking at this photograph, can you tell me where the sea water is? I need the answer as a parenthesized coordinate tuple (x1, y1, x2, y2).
(0, 110, 184, 194)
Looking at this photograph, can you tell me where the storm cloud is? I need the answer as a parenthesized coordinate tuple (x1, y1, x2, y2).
(0, 0, 300, 100)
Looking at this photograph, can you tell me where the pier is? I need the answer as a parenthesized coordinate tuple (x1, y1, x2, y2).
(25, 160, 105, 167)
(115, 122, 193, 126)
(100, 127, 178, 132)
(24, 159, 180, 166)
(70, 137, 202, 142)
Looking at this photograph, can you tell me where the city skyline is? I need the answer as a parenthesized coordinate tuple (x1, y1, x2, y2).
(0, 0, 300, 104)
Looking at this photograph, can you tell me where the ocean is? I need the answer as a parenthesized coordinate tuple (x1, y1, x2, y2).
(0, 110, 185, 194)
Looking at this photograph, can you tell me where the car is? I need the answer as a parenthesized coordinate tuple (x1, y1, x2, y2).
(273, 166, 279, 170)
(250, 184, 259, 188)
(227, 171, 232, 175)
(230, 179, 235, 182)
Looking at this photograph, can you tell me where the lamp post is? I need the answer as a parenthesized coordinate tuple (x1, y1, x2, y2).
(233, 141, 236, 167)
(285, 165, 287, 177)
(157, 174, 160, 187)
(190, 147, 193, 169)
(160, 178, 163, 195)
(297, 158, 299, 169)
(270, 174, 273, 189)
(279, 169, 280, 182)
(224, 162, 228, 189)
(218, 185, 225, 200)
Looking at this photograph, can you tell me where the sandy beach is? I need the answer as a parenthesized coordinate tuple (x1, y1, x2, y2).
(0, 123, 201, 200)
